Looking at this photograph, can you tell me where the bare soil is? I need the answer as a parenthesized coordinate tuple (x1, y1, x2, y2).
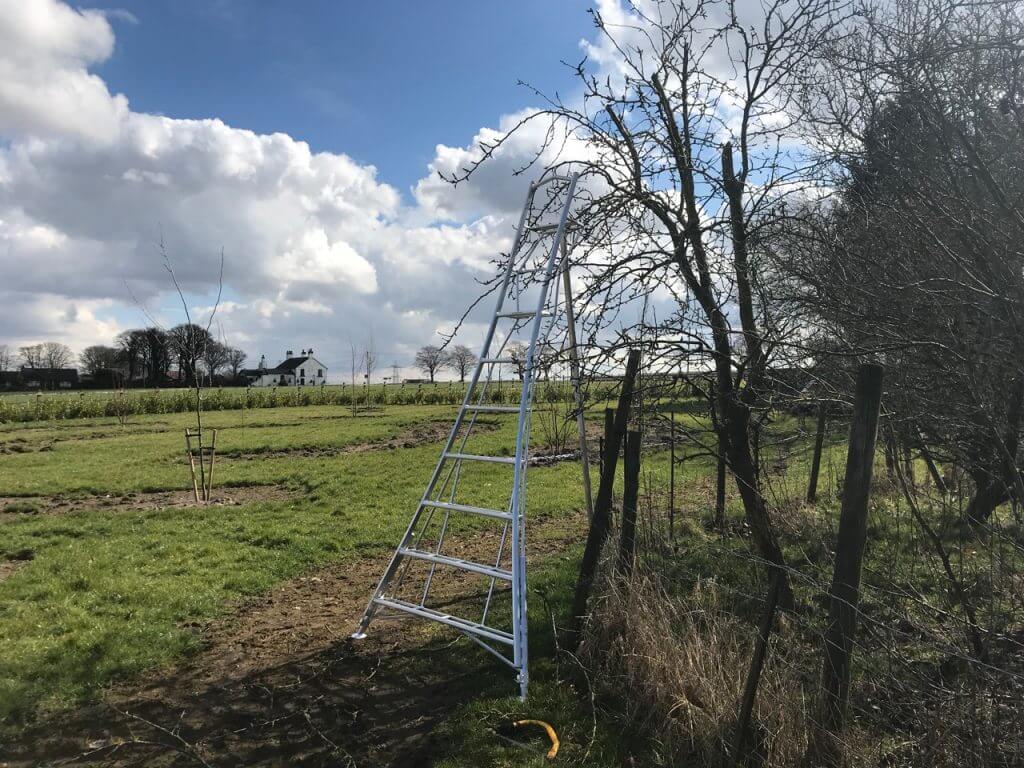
(1, 511, 585, 767)
(0, 486, 296, 520)
(219, 420, 497, 461)
(0, 549, 33, 582)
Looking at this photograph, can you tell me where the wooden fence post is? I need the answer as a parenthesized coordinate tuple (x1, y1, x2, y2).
(599, 407, 615, 483)
(808, 363, 884, 766)
(715, 438, 727, 529)
(567, 350, 641, 647)
(807, 402, 827, 503)
(618, 429, 641, 576)
(669, 418, 676, 539)
(733, 570, 782, 762)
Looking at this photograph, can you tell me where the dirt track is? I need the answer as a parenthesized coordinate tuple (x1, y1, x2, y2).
(2, 510, 584, 767)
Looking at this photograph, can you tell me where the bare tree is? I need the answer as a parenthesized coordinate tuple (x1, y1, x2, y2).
(160, 239, 224, 502)
(347, 337, 362, 388)
(143, 327, 171, 385)
(80, 345, 119, 376)
(452, 0, 841, 603)
(115, 330, 146, 384)
(447, 344, 477, 383)
(0, 344, 14, 371)
(41, 342, 73, 370)
(225, 347, 247, 381)
(506, 341, 528, 382)
(169, 324, 215, 387)
(364, 334, 378, 385)
(201, 341, 230, 383)
(415, 345, 448, 383)
(19, 344, 44, 369)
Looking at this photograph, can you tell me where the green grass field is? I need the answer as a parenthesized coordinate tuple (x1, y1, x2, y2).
(0, 403, 601, 728)
(3, 396, 1016, 766)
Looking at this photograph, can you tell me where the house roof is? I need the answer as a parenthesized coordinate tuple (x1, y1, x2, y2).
(20, 367, 79, 380)
(241, 355, 327, 376)
(272, 356, 312, 372)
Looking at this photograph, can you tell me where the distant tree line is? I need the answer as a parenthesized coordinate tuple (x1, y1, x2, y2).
(414, 342, 565, 384)
(0, 326, 246, 389)
(414, 344, 476, 383)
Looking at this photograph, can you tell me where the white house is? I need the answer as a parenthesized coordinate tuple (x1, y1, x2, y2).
(242, 349, 328, 387)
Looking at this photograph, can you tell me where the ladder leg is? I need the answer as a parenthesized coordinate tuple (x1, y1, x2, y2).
(353, 172, 579, 703)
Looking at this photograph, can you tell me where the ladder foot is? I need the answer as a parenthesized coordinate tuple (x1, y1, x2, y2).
(350, 630, 368, 640)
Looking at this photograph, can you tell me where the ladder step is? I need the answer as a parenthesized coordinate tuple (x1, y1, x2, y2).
(463, 404, 521, 413)
(372, 596, 514, 645)
(529, 223, 560, 233)
(422, 500, 512, 521)
(497, 310, 552, 320)
(532, 174, 574, 189)
(480, 357, 513, 364)
(444, 451, 518, 464)
(398, 548, 513, 581)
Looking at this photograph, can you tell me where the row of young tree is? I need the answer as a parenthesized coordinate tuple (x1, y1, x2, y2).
(81, 325, 246, 387)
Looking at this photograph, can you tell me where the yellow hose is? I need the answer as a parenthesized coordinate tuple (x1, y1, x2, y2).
(513, 719, 560, 759)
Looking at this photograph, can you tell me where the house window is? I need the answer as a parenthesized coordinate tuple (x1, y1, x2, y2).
(300, 368, 305, 377)
(318, 369, 323, 377)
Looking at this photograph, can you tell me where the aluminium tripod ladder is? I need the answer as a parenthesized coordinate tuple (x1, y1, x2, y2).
(352, 172, 580, 699)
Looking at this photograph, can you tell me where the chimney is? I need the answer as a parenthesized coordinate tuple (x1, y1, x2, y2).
(307, 347, 314, 356)
(259, 354, 266, 371)
(286, 350, 294, 359)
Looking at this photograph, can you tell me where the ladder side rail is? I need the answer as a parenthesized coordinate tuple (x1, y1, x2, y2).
(508, 173, 580, 697)
(559, 237, 594, 518)
(464, 631, 518, 669)
(480, 517, 512, 625)
(354, 184, 538, 636)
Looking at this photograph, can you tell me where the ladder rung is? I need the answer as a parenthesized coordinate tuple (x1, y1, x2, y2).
(422, 500, 512, 521)
(463, 404, 520, 413)
(372, 597, 513, 645)
(531, 175, 573, 189)
(480, 357, 513, 364)
(497, 310, 552, 320)
(398, 548, 513, 581)
(529, 223, 560, 233)
(445, 451, 517, 464)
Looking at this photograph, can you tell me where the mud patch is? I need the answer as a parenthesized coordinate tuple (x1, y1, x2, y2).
(2, 510, 586, 767)
(221, 418, 499, 461)
(0, 548, 34, 582)
(0, 485, 296, 520)
(0, 438, 54, 454)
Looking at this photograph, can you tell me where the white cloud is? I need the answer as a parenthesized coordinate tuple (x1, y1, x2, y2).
(0, 0, 635, 372)
(276, 229, 377, 294)
(0, 0, 128, 143)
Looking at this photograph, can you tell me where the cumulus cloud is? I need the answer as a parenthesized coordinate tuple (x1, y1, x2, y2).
(2, 0, 677, 374)
(414, 109, 599, 222)
(0, 0, 128, 142)
(0, 0, 542, 370)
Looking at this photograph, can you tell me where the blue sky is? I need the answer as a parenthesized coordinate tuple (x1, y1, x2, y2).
(0, 0, 615, 376)
(88, 1, 591, 195)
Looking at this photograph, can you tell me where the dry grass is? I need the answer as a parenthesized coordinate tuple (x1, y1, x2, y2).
(578, 555, 814, 767)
